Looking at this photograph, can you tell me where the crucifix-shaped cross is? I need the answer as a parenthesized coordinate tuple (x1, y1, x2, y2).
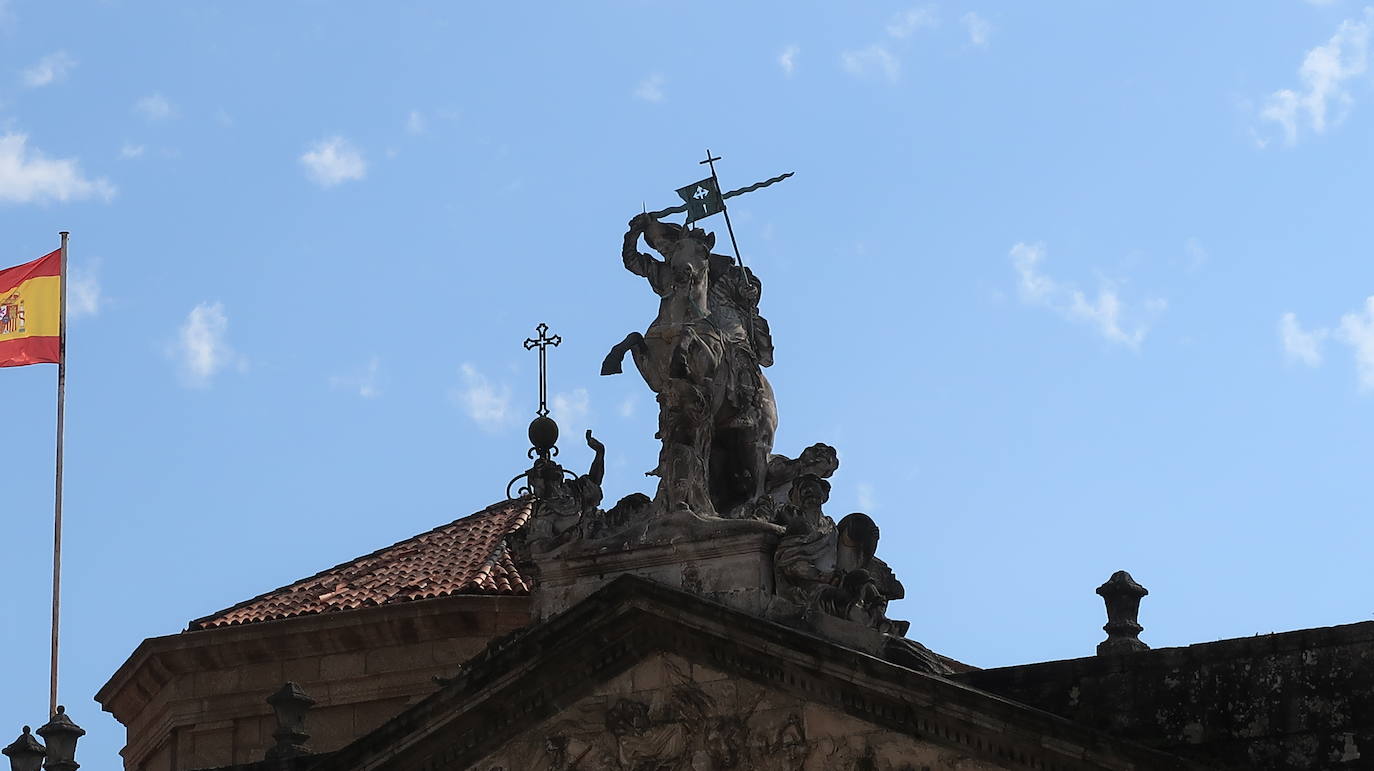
(523, 322, 562, 418)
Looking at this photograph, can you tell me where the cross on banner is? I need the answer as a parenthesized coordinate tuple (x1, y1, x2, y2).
(523, 322, 561, 418)
(675, 176, 724, 223)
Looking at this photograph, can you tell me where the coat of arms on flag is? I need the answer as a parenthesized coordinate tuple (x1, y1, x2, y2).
(0, 292, 26, 335)
(675, 176, 724, 223)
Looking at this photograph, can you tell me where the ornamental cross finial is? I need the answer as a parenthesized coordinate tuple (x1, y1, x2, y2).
(523, 322, 562, 417)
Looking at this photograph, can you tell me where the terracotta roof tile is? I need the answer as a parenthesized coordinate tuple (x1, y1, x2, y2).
(188, 499, 533, 630)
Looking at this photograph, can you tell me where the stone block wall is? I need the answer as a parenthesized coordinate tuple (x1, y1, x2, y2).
(955, 621, 1374, 770)
(97, 595, 531, 771)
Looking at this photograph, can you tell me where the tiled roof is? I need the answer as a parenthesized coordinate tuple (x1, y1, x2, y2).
(188, 499, 533, 630)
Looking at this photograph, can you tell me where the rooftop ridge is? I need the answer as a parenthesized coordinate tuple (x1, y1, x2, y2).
(186, 498, 533, 631)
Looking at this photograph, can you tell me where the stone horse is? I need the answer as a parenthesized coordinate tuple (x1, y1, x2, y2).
(603, 214, 777, 516)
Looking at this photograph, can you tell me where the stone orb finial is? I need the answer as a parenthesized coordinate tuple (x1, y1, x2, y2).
(528, 415, 559, 454)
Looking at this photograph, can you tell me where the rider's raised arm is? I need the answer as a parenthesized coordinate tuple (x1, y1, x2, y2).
(622, 227, 660, 278)
(621, 217, 673, 296)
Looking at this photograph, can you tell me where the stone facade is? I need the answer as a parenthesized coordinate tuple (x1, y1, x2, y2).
(310, 576, 1205, 771)
(957, 620, 1374, 770)
(96, 594, 529, 771)
(477, 652, 999, 770)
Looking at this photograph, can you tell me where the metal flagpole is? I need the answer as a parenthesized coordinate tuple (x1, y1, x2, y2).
(700, 149, 745, 268)
(50, 230, 68, 717)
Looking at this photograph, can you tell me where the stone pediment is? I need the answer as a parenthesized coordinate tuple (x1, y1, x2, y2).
(311, 575, 1210, 771)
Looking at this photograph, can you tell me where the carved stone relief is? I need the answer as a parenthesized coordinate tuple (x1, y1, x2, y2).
(473, 653, 1002, 771)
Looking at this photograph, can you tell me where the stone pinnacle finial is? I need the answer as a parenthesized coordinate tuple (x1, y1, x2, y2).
(1096, 570, 1150, 655)
(265, 682, 316, 760)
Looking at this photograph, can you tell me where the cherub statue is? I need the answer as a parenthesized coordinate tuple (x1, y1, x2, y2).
(525, 430, 606, 547)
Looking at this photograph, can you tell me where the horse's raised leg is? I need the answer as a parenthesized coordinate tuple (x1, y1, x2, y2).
(601, 332, 644, 376)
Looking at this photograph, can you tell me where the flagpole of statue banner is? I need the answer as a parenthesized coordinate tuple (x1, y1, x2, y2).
(699, 149, 744, 267)
(50, 230, 68, 717)
(647, 157, 793, 266)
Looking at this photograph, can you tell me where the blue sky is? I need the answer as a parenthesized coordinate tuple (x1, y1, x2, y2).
(4, 0, 1374, 763)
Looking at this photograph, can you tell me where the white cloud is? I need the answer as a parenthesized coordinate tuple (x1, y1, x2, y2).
(119, 144, 145, 160)
(452, 363, 511, 431)
(329, 356, 382, 398)
(1010, 242, 1164, 348)
(886, 6, 938, 38)
(22, 51, 76, 88)
(962, 12, 991, 47)
(299, 136, 367, 188)
(634, 73, 665, 102)
(779, 44, 799, 76)
(841, 44, 900, 82)
(135, 93, 175, 121)
(406, 110, 426, 135)
(1279, 312, 1327, 367)
(552, 388, 590, 423)
(1337, 297, 1374, 390)
(0, 133, 115, 204)
(175, 302, 236, 387)
(1011, 242, 1056, 302)
(618, 394, 637, 418)
(68, 261, 100, 319)
(1260, 8, 1373, 145)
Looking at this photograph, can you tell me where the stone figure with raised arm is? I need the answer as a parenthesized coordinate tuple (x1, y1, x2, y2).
(602, 213, 781, 517)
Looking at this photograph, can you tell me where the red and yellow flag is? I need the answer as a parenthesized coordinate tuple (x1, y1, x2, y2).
(0, 249, 61, 367)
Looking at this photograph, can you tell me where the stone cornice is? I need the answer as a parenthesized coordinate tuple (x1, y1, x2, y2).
(313, 575, 1211, 771)
(96, 594, 531, 727)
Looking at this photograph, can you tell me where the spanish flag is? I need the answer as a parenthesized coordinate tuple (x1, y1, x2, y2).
(0, 249, 61, 368)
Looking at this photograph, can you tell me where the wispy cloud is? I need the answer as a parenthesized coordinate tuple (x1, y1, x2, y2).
(118, 144, 145, 160)
(1274, 299, 1374, 390)
(22, 51, 76, 88)
(300, 136, 367, 188)
(1260, 8, 1373, 145)
(451, 363, 511, 431)
(406, 110, 426, 135)
(174, 301, 238, 387)
(618, 394, 637, 418)
(329, 356, 382, 398)
(840, 44, 900, 82)
(1279, 312, 1327, 367)
(842, 6, 937, 83)
(0, 133, 115, 204)
(634, 73, 665, 102)
(779, 44, 799, 76)
(1010, 242, 1165, 348)
(886, 6, 938, 38)
(962, 12, 991, 47)
(1338, 297, 1374, 390)
(68, 260, 101, 319)
(135, 93, 175, 121)
(553, 388, 590, 424)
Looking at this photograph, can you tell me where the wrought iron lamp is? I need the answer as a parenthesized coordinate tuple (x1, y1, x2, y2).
(2, 726, 45, 771)
(35, 707, 83, 771)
